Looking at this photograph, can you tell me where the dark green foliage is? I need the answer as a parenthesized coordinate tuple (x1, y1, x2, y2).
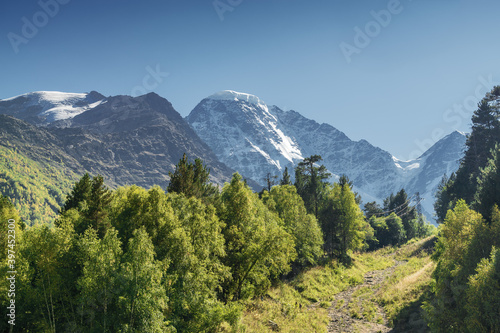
(474, 144, 500, 221)
(385, 213, 407, 245)
(436, 90, 500, 219)
(294, 155, 331, 218)
(434, 174, 453, 223)
(59, 173, 112, 237)
(426, 88, 500, 331)
(167, 153, 217, 201)
(319, 182, 366, 261)
(280, 166, 292, 185)
(60, 172, 92, 214)
(425, 201, 500, 331)
(363, 201, 383, 219)
(383, 189, 418, 241)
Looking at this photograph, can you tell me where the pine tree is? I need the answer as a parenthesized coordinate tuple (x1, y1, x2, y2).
(294, 155, 331, 218)
(167, 153, 217, 200)
(434, 174, 451, 223)
(474, 144, 500, 221)
(280, 166, 292, 185)
(60, 173, 92, 214)
(363, 201, 383, 220)
(444, 98, 500, 206)
(383, 189, 417, 240)
(86, 175, 112, 237)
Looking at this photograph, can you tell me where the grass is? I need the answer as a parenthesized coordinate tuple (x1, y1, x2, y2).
(376, 236, 437, 330)
(239, 237, 437, 332)
(240, 249, 394, 332)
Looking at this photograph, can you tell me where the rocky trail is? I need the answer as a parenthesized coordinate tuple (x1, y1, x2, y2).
(327, 260, 405, 333)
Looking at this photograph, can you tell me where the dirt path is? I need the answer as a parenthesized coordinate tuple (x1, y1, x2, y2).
(327, 260, 404, 333)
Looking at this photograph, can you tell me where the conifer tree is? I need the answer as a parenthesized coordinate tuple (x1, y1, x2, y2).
(167, 153, 217, 200)
(294, 155, 331, 218)
(280, 166, 292, 185)
(440, 95, 500, 209)
(363, 201, 383, 220)
(474, 144, 500, 221)
(60, 173, 92, 214)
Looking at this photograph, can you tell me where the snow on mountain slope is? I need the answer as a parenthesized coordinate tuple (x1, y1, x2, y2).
(401, 130, 466, 220)
(0, 91, 106, 124)
(187, 91, 303, 184)
(187, 90, 466, 222)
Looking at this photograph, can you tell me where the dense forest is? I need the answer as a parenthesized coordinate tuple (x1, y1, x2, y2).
(425, 86, 500, 332)
(2, 86, 500, 332)
(0, 149, 434, 332)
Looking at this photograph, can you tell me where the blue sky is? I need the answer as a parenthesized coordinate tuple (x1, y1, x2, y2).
(2, 0, 500, 160)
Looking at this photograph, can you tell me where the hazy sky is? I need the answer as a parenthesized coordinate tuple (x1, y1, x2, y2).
(2, 0, 500, 160)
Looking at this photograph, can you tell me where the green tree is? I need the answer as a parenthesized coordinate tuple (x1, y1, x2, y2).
(384, 213, 406, 246)
(426, 200, 485, 331)
(58, 174, 112, 237)
(262, 185, 324, 267)
(434, 174, 453, 223)
(465, 247, 500, 332)
(110, 185, 235, 331)
(320, 182, 366, 261)
(167, 153, 217, 201)
(218, 173, 296, 301)
(280, 166, 292, 185)
(16, 224, 77, 332)
(439, 96, 500, 211)
(117, 228, 171, 332)
(78, 228, 122, 332)
(474, 144, 500, 221)
(363, 201, 383, 220)
(383, 189, 417, 241)
(60, 173, 92, 214)
(86, 175, 112, 237)
(294, 155, 331, 218)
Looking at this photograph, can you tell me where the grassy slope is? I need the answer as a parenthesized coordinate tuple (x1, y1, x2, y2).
(239, 237, 436, 332)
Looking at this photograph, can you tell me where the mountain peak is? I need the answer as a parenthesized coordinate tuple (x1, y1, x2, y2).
(0, 91, 106, 124)
(207, 90, 266, 107)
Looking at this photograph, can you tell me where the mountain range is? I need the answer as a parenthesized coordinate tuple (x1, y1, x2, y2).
(0, 90, 466, 224)
(186, 90, 466, 221)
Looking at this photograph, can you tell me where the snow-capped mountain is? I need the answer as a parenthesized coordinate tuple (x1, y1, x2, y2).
(187, 91, 303, 183)
(0, 91, 246, 189)
(187, 90, 467, 221)
(0, 91, 106, 125)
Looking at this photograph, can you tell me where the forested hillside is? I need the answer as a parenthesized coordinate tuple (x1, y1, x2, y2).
(1, 86, 500, 332)
(425, 86, 500, 331)
(0, 152, 434, 332)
